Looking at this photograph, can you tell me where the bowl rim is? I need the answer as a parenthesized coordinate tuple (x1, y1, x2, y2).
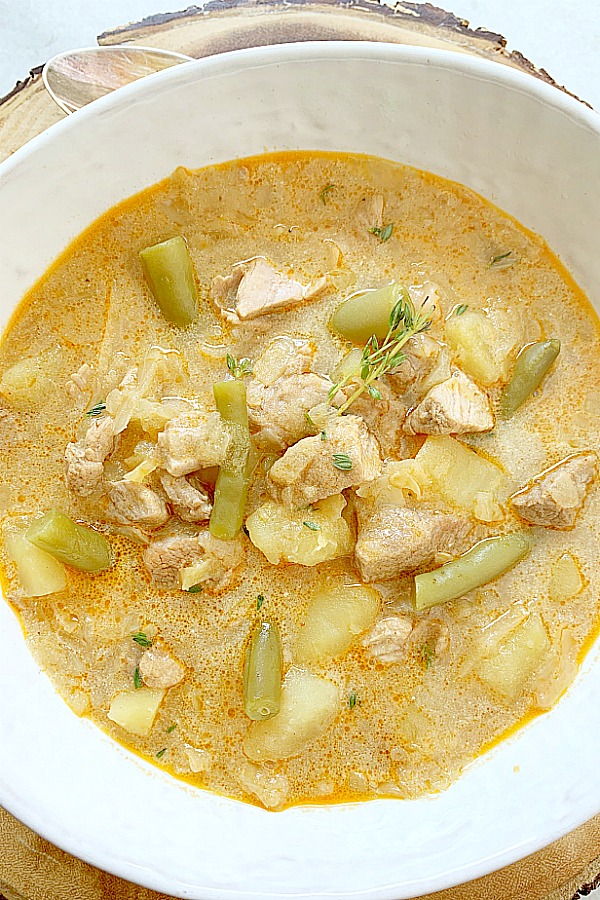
(4, 37, 600, 185)
(2, 38, 600, 899)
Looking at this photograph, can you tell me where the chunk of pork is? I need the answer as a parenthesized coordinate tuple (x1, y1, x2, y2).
(510, 452, 597, 528)
(404, 369, 493, 435)
(159, 471, 212, 523)
(342, 383, 409, 458)
(362, 616, 413, 663)
(411, 615, 451, 661)
(65, 416, 115, 496)
(139, 646, 185, 689)
(157, 410, 229, 477)
(247, 374, 341, 451)
(142, 531, 244, 592)
(268, 415, 382, 507)
(354, 500, 472, 582)
(211, 257, 328, 324)
(108, 481, 169, 527)
(388, 334, 449, 396)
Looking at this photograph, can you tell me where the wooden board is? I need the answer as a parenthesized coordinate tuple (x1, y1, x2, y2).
(0, 3, 598, 899)
(0, 0, 589, 166)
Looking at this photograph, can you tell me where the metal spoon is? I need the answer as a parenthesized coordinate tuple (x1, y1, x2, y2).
(43, 45, 193, 114)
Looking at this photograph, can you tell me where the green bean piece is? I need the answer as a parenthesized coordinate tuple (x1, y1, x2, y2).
(499, 339, 560, 418)
(209, 380, 251, 540)
(243, 621, 282, 720)
(26, 509, 112, 573)
(330, 283, 409, 344)
(139, 236, 198, 327)
(413, 532, 532, 611)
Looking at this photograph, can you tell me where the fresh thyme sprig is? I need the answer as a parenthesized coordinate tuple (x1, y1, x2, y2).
(226, 354, 252, 379)
(329, 289, 432, 415)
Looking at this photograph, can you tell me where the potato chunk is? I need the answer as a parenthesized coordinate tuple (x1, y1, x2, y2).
(416, 435, 506, 514)
(445, 309, 507, 385)
(0, 348, 66, 408)
(246, 494, 353, 566)
(243, 668, 338, 761)
(3, 520, 67, 597)
(477, 613, 550, 701)
(107, 687, 165, 736)
(295, 584, 381, 663)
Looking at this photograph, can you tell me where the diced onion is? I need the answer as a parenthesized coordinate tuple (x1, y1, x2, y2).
(179, 559, 219, 591)
(549, 553, 583, 601)
(548, 472, 580, 508)
(122, 458, 158, 484)
(534, 629, 578, 710)
(387, 459, 426, 500)
(185, 746, 212, 773)
(473, 491, 504, 523)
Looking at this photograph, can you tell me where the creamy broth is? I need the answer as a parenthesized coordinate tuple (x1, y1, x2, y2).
(0, 151, 599, 809)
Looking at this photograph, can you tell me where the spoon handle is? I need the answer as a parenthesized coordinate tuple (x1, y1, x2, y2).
(42, 45, 193, 114)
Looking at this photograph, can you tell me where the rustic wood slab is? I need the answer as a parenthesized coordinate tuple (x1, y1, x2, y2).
(0, 3, 598, 899)
(0, 0, 589, 166)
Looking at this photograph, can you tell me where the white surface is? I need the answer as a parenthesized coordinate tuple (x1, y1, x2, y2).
(1, 42, 600, 899)
(0, 0, 600, 108)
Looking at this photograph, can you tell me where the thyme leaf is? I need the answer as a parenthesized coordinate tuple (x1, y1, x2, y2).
(132, 631, 153, 648)
(134, 667, 143, 689)
(166, 723, 177, 734)
(303, 521, 321, 531)
(320, 183, 335, 204)
(418, 643, 435, 669)
(349, 691, 360, 709)
(455, 304, 468, 316)
(257, 594, 265, 611)
(489, 251, 515, 268)
(369, 223, 394, 242)
(332, 453, 353, 471)
(155, 748, 167, 759)
(86, 401, 106, 417)
(187, 584, 203, 594)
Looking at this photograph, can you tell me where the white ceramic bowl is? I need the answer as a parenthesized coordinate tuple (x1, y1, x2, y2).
(1, 42, 600, 900)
